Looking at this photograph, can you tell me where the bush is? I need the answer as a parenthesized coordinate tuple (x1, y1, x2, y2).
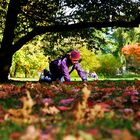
(97, 54, 122, 76)
(10, 44, 49, 78)
(79, 47, 101, 72)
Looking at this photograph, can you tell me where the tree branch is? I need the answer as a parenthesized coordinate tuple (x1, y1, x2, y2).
(13, 20, 139, 53)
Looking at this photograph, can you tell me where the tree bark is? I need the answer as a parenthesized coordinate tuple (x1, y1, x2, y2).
(0, 0, 20, 82)
(0, 51, 13, 82)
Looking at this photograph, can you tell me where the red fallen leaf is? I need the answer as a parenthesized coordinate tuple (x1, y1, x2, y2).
(43, 88, 55, 97)
(87, 98, 94, 107)
(132, 103, 139, 111)
(94, 86, 100, 91)
(9, 132, 21, 139)
(94, 102, 110, 111)
(71, 87, 81, 93)
(112, 129, 121, 135)
(0, 118, 4, 123)
(0, 91, 7, 99)
(63, 81, 75, 85)
(86, 129, 99, 136)
(59, 98, 74, 105)
(131, 95, 138, 103)
(1, 84, 15, 91)
(134, 111, 140, 121)
(57, 106, 70, 111)
(123, 92, 131, 97)
(104, 100, 113, 105)
(130, 90, 139, 95)
(123, 108, 134, 115)
(43, 98, 54, 105)
(87, 100, 94, 107)
(39, 133, 49, 140)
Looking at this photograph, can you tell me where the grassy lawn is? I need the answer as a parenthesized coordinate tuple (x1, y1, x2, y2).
(9, 76, 140, 82)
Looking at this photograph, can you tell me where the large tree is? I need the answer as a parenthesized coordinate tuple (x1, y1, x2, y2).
(0, 0, 140, 82)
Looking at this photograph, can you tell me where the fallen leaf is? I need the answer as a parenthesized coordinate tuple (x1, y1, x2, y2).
(59, 98, 74, 105)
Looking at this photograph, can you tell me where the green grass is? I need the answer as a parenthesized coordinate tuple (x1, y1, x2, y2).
(9, 76, 140, 82)
(0, 121, 24, 140)
(0, 98, 21, 109)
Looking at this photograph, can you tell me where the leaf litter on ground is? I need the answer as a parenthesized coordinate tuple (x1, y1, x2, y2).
(0, 80, 140, 139)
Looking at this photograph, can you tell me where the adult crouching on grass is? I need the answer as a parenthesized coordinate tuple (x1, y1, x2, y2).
(39, 50, 87, 83)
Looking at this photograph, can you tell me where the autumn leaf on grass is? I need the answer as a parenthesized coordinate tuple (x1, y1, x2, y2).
(63, 135, 77, 140)
(89, 105, 105, 120)
(130, 86, 139, 95)
(123, 86, 139, 96)
(112, 129, 137, 140)
(7, 95, 33, 118)
(19, 90, 35, 116)
(81, 84, 91, 109)
(72, 84, 91, 122)
(131, 95, 139, 103)
(112, 96, 125, 109)
(41, 104, 60, 115)
(72, 100, 84, 121)
(134, 111, 140, 121)
(120, 108, 135, 121)
(0, 105, 7, 123)
(123, 108, 134, 119)
(0, 84, 21, 99)
(39, 126, 58, 140)
(85, 103, 112, 123)
(132, 122, 140, 131)
(86, 128, 102, 139)
(9, 132, 21, 140)
(57, 106, 70, 111)
(0, 91, 8, 98)
(20, 125, 40, 140)
(50, 84, 61, 91)
(42, 98, 54, 105)
(42, 87, 56, 98)
(86, 128, 99, 136)
(6, 90, 38, 124)
(60, 84, 79, 95)
(63, 131, 93, 140)
(59, 98, 75, 105)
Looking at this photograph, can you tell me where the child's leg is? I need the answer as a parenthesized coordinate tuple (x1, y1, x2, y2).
(39, 69, 52, 83)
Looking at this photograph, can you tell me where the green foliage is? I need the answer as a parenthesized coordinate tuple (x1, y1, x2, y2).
(0, 98, 21, 109)
(79, 47, 101, 72)
(0, 121, 24, 140)
(97, 53, 122, 76)
(110, 26, 140, 57)
(10, 43, 49, 78)
(43, 33, 87, 60)
(0, 0, 9, 43)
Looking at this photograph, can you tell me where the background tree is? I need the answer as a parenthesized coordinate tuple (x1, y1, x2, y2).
(10, 36, 49, 78)
(122, 43, 140, 73)
(0, 0, 139, 81)
(110, 26, 140, 57)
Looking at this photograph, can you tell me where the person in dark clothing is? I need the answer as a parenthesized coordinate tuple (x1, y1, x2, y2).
(39, 50, 87, 82)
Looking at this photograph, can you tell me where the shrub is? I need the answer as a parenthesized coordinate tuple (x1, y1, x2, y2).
(10, 44, 49, 78)
(79, 47, 101, 72)
(97, 54, 122, 76)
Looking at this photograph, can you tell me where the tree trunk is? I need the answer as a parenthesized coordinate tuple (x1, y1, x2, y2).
(0, 0, 20, 82)
(0, 51, 13, 82)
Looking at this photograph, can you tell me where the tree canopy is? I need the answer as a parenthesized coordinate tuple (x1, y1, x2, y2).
(0, 0, 140, 81)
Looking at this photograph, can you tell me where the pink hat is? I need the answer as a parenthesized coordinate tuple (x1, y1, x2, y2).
(70, 50, 81, 60)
